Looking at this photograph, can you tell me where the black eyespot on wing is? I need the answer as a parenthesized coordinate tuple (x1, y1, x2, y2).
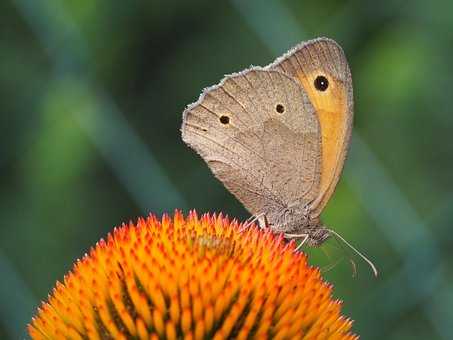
(219, 115, 230, 124)
(276, 104, 285, 113)
(314, 75, 329, 91)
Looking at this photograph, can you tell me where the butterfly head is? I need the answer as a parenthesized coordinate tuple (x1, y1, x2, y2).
(266, 206, 330, 247)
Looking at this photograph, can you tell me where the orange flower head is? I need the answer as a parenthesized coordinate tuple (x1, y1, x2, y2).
(29, 211, 357, 340)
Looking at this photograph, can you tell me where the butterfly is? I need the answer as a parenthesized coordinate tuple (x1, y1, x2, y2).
(181, 38, 376, 275)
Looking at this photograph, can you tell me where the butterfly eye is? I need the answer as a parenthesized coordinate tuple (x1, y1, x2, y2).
(314, 75, 329, 91)
(219, 115, 230, 125)
(276, 104, 285, 113)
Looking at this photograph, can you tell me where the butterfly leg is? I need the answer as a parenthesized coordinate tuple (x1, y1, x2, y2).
(240, 213, 264, 232)
(257, 214, 270, 230)
(240, 212, 267, 232)
(284, 233, 309, 252)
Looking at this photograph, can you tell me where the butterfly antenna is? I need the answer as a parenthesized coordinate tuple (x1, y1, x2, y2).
(327, 229, 378, 277)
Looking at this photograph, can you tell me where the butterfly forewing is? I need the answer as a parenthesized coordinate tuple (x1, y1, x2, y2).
(267, 38, 354, 218)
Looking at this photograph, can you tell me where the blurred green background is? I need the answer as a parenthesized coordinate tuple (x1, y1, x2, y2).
(1, 0, 452, 339)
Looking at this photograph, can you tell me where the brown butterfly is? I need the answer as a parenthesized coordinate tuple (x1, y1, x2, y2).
(181, 38, 376, 275)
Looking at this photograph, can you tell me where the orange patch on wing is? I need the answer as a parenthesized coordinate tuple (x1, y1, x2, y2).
(296, 71, 348, 212)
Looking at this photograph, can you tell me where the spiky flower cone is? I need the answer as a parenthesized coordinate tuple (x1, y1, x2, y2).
(29, 211, 357, 340)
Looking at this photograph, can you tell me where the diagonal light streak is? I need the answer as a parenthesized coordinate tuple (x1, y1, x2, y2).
(13, 0, 187, 214)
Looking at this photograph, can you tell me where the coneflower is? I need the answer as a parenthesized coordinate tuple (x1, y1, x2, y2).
(29, 211, 357, 340)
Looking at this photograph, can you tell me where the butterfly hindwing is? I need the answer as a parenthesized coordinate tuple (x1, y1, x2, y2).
(182, 68, 322, 219)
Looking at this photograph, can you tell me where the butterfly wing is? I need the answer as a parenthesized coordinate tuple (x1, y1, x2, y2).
(182, 68, 321, 218)
(267, 38, 354, 218)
